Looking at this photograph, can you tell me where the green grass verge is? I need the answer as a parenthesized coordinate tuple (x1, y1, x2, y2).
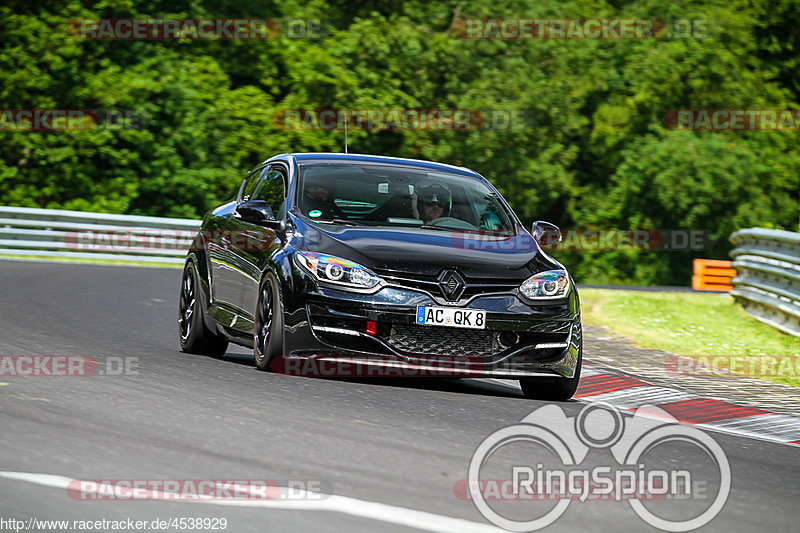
(580, 288, 800, 388)
(0, 254, 182, 269)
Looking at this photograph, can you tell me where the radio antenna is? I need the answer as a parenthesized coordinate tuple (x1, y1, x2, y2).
(344, 111, 349, 153)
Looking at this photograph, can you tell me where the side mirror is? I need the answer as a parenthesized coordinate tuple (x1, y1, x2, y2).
(531, 220, 562, 246)
(235, 200, 281, 228)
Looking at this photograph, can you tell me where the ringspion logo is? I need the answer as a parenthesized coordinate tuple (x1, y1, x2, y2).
(464, 402, 730, 531)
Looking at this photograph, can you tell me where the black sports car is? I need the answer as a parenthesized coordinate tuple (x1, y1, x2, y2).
(178, 153, 582, 400)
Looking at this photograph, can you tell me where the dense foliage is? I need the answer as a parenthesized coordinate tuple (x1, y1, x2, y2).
(1, 0, 798, 284)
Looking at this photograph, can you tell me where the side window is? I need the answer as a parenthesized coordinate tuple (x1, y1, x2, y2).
(240, 167, 265, 202)
(251, 165, 287, 218)
(466, 188, 513, 231)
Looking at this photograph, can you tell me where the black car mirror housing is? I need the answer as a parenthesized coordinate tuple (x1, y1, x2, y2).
(235, 200, 283, 229)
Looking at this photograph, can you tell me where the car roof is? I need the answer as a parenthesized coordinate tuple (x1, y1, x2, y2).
(284, 153, 483, 179)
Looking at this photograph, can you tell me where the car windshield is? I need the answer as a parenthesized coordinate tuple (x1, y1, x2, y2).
(297, 163, 516, 234)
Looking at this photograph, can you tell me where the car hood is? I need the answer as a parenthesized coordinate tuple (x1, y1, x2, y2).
(292, 217, 558, 280)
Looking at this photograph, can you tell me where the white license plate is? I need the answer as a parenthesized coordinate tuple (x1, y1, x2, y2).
(415, 306, 486, 329)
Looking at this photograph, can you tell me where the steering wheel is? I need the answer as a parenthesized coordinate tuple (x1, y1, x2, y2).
(426, 217, 478, 230)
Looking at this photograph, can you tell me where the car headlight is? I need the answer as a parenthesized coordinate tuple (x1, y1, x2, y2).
(295, 252, 382, 289)
(520, 269, 570, 300)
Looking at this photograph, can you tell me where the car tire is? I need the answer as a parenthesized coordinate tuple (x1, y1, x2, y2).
(519, 339, 582, 401)
(178, 261, 229, 357)
(254, 272, 283, 371)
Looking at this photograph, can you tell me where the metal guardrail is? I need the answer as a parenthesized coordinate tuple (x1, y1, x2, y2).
(730, 227, 800, 337)
(0, 206, 200, 264)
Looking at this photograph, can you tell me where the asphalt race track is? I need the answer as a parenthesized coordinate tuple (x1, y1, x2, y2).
(0, 260, 798, 532)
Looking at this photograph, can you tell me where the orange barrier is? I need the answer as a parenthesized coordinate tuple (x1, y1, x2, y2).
(692, 259, 735, 291)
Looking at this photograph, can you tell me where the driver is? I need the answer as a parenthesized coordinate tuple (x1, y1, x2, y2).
(416, 184, 452, 224)
(303, 173, 345, 219)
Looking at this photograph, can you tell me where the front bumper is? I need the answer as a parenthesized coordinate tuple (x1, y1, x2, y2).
(281, 284, 581, 379)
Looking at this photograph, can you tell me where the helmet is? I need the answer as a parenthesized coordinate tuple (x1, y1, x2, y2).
(417, 183, 452, 205)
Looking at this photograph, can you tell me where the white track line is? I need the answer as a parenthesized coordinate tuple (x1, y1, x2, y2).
(702, 414, 800, 442)
(0, 471, 503, 533)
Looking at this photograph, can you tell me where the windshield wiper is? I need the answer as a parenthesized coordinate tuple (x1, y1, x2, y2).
(418, 224, 454, 232)
(317, 218, 365, 226)
(419, 225, 507, 235)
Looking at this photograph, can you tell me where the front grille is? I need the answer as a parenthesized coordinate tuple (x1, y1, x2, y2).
(377, 274, 440, 293)
(375, 270, 519, 300)
(387, 324, 500, 358)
